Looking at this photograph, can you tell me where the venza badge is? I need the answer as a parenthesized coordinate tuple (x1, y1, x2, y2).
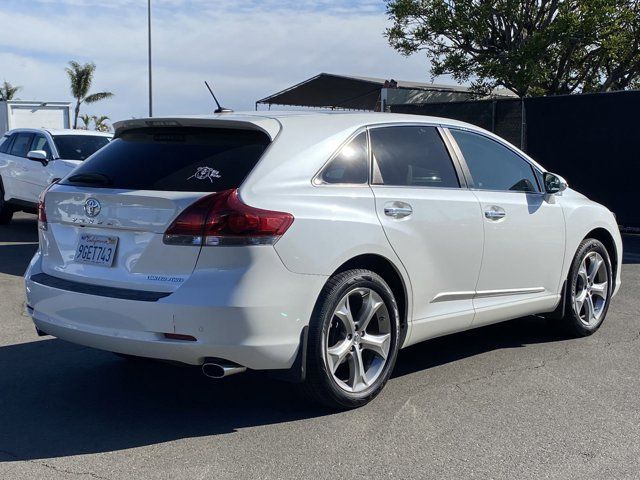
(84, 198, 101, 218)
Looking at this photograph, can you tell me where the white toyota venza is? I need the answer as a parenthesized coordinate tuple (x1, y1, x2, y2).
(24, 112, 622, 408)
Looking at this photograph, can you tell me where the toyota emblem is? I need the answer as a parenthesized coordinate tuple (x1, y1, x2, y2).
(84, 198, 101, 218)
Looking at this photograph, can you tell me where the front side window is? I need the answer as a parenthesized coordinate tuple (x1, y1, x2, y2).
(9, 133, 34, 158)
(317, 131, 368, 185)
(53, 135, 111, 161)
(31, 134, 52, 159)
(370, 126, 460, 188)
(450, 129, 539, 193)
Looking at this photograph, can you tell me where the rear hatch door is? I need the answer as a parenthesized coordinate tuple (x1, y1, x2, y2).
(40, 126, 272, 294)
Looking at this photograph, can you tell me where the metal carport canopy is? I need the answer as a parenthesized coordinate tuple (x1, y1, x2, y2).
(256, 73, 473, 111)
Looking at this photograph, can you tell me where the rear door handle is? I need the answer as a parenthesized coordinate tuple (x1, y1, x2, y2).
(384, 202, 413, 219)
(484, 206, 506, 220)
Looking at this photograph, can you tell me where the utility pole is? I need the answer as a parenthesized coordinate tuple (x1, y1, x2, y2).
(148, 0, 153, 117)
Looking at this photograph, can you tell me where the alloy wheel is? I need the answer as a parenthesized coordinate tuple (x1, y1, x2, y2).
(323, 287, 391, 393)
(573, 251, 608, 327)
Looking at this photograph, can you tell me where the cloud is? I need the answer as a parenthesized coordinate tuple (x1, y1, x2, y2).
(0, 1, 439, 123)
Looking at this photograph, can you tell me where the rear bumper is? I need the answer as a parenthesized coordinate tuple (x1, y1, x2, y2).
(25, 250, 328, 370)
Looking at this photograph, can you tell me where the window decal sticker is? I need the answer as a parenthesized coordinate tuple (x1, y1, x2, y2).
(188, 166, 221, 183)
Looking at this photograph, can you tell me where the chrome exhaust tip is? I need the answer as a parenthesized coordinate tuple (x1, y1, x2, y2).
(202, 359, 247, 379)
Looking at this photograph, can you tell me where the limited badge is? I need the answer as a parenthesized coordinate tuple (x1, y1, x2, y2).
(188, 167, 221, 183)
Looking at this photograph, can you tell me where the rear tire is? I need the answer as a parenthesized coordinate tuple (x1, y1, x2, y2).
(302, 269, 400, 409)
(560, 238, 613, 337)
(0, 181, 13, 225)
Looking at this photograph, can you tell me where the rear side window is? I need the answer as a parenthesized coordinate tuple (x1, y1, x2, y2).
(10, 133, 34, 158)
(0, 134, 12, 154)
(316, 131, 368, 185)
(450, 129, 540, 193)
(53, 135, 110, 161)
(61, 128, 271, 191)
(370, 126, 460, 188)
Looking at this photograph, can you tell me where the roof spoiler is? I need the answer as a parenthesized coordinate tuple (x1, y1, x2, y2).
(112, 117, 278, 139)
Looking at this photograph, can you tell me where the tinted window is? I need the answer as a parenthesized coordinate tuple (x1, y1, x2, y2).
(61, 128, 270, 192)
(10, 133, 34, 158)
(318, 132, 368, 184)
(0, 134, 12, 154)
(31, 134, 52, 159)
(370, 126, 459, 188)
(53, 135, 110, 161)
(450, 129, 539, 192)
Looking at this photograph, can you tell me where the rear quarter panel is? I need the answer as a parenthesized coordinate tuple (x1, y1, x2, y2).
(239, 117, 415, 337)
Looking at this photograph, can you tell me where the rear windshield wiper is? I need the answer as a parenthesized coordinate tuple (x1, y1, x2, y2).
(67, 173, 113, 186)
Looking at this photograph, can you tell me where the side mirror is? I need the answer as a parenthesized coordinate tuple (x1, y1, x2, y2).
(27, 150, 49, 165)
(543, 172, 567, 194)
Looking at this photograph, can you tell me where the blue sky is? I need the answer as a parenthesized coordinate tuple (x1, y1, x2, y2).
(0, 0, 443, 126)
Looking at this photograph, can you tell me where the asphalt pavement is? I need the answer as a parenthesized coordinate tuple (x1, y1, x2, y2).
(0, 212, 639, 479)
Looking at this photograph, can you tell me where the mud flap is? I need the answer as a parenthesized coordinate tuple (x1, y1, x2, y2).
(543, 281, 567, 320)
(268, 326, 308, 383)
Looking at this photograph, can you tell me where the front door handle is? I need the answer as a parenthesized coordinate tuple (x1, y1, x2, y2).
(484, 206, 506, 220)
(384, 202, 413, 219)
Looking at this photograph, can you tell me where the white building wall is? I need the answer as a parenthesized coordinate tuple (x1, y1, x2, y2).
(0, 101, 72, 135)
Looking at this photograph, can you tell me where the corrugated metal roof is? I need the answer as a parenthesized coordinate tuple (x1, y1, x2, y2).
(338, 74, 473, 92)
(256, 73, 514, 111)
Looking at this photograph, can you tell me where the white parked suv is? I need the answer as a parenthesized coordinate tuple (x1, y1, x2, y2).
(24, 113, 622, 408)
(0, 128, 111, 224)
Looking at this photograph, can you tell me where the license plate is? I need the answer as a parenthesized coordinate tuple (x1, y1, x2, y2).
(74, 234, 118, 267)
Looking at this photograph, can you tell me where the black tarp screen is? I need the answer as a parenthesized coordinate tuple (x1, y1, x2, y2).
(392, 91, 640, 228)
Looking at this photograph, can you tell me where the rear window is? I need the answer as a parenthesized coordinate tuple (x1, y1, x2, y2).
(10, 133, 34, 158)
(371, 126, 460, 188)
(53, 135, 111, 161)
(316, 131, 369, 185)
(0, 134, 10, 153)
(61, 128, 271, 191)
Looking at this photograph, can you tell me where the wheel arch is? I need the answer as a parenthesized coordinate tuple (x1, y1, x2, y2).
(584, 227, 619, 288)
(330, 253, 411, 347)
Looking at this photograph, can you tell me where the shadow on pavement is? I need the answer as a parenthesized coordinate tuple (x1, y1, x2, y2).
(0, 215, 38, 277)
(0, 214, 38, 244)
(394, 315, 568, 378)
(0, 244, 38, 277)
(0, 315, 568, 462)
(0, 339, 331, 462)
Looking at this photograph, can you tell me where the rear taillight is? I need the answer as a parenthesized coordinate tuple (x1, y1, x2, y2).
(163, 189, 294, 246)
(37, 181, 57, 230)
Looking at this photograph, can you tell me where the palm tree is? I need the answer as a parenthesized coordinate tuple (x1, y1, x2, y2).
(93, 115, 111, 133)
(65, 61, 114, 129)
(79, 113, 92, 130)
(0, 81, 21, 101)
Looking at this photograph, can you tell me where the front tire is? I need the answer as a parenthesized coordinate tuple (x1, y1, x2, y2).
(303, 269, 400, 409)
(561, 238, 613, 337)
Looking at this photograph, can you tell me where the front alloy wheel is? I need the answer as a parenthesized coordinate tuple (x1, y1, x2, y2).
(573, 251, 609, 327)
(561, 238, 613, 336)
